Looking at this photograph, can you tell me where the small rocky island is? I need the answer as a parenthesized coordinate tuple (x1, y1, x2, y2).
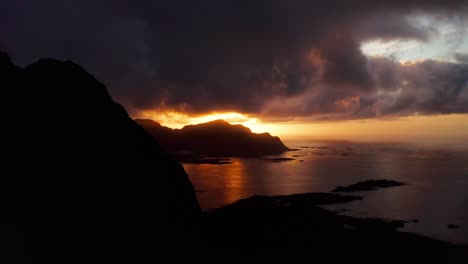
(332, 179, 406, 192)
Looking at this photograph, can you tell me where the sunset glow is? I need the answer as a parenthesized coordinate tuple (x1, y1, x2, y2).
(137, 111, 274, 133)
(136, 110, 468, 147)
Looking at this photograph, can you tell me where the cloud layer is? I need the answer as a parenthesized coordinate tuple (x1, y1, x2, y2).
(2, 0, 468, 120)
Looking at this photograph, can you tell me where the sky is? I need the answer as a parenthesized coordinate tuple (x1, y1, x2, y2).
(2, 1, 468, 142)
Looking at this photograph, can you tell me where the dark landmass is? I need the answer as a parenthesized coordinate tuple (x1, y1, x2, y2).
(2, 51, 200, 261)
(222, 192, 363, 207)
(332, 179, 406, 192)
(201, 192, 468, 262)
(135, 118, 289, 157)
(181, 157, 232, 165)
(264, 157, 296, 162)
(292, 155, 302, 157)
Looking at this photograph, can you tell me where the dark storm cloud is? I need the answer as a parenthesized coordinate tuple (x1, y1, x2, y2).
(2, 0, 468, 119)
(370, 58, 468, 116)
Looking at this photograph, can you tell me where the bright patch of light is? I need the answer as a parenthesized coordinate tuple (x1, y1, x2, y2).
(136, 111, 275, 134)
(361, 14, 468, 62)
(361, 39, 420, 57)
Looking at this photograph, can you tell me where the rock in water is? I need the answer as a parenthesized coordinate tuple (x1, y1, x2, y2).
(332, 179, 405, 192)
(2, 51, 200, 261)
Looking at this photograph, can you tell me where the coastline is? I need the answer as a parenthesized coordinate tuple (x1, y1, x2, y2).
(198, 187, 468, 261)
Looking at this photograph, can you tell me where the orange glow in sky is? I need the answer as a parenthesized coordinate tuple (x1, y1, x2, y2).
(136, 111, 468, 147)
(137, 111, 274, 134)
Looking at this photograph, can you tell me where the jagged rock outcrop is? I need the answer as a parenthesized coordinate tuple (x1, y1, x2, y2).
(2, 51, 200, 261)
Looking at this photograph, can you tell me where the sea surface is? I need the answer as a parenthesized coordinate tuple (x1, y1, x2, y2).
(183, 140, 468, 245)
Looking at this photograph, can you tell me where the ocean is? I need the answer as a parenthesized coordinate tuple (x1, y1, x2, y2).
(183, 139, 468, 245)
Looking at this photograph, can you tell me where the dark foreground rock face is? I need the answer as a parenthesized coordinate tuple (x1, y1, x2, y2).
(136, 118, 289, 157)
(332, 179, 405, 192)
(2, 51, 200, 262)
(201, 193, 468, 262)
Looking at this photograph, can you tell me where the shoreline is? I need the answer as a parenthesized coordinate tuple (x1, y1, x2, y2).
(198, 188, 468, 261)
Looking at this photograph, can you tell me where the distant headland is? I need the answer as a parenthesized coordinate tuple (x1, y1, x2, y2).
(135, 118, 290, 159)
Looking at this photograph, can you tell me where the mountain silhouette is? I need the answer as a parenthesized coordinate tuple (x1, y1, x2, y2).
(2, 51, 200, 261)
(135, 119, 289, 157)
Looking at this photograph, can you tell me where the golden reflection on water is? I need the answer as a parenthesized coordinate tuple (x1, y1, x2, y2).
(183, 155, 321, 209)
(183, 142, 468, 244)
(184, 158, 248, 208)
(220, 158, 246, 205)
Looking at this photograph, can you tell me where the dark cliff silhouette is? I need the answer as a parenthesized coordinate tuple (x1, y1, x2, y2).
(135, 119, 289, 157)
(2, 51, 200, 262)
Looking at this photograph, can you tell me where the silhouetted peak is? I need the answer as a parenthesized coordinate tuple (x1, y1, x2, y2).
(24, 57, 111, 102)
(187, 119, 230, 128)
(182, 119, 252, 134)
(205, 119, 230, 126)
(4, 51, 201, 258)
(134, 119, 162, 127)
(139, 117, 289, 157)
(0, 50, 14, 70)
